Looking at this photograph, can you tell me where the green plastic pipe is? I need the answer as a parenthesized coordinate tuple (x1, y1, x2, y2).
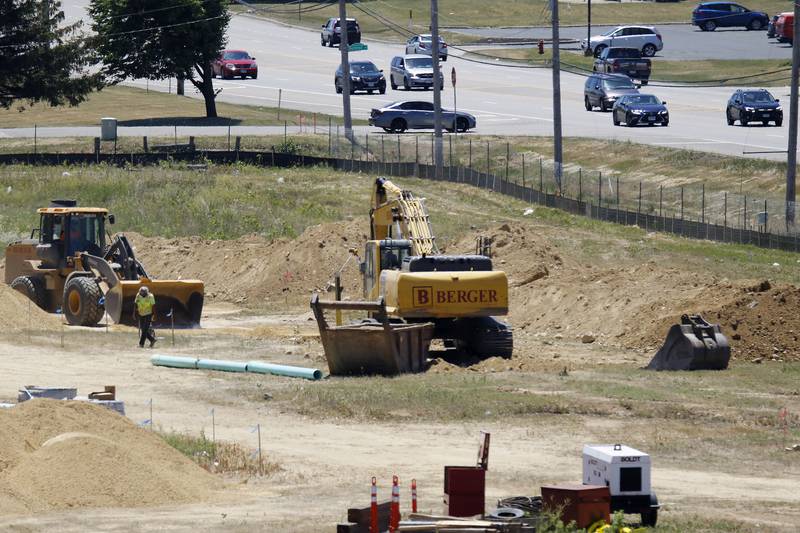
(247, 361, 323, 380)
(150, 354, 198, 369)
(197, 358, 248, 373)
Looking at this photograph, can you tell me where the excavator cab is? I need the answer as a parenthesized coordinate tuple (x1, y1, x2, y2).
(361, 239, 412, 299)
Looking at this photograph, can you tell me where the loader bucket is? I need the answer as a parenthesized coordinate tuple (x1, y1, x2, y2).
(647, 314, 730, 371)
(116, 279, 204, 327)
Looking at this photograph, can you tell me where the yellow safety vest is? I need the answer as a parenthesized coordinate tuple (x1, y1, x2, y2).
(135, 293, 155, 316)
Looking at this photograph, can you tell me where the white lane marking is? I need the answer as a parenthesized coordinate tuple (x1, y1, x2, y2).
(653, 141, 726, 145)
(484, 101, 497, 104)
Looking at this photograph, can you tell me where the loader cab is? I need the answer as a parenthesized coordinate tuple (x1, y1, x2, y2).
(37, 208, 107, 268)
(361, 239, 412, 298)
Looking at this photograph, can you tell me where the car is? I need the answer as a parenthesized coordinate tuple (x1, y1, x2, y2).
(612, 94, 669, 127)
(389, 55, 444, 91)
(584, 73, 640, 112)
(335, 61, 386, 95)
(580, 26, 663, 58)
(212, 50, 257, 79)
(691, 2, 769, 32)
(593, 47, 651, 85)
(726, 89, 782, 126)
(776, 13, 794, 44)
(321, 17, 361, 47)
(369, 101, 476, 133)
(405, 34, 448, 61)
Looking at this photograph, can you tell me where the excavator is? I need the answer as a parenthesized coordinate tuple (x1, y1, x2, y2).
(311, 178, 512, 374)
(4, 201, 204, 327)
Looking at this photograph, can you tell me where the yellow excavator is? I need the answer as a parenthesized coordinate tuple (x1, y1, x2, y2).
(315, 178, 512, 364)
(4, 201, 203, 327)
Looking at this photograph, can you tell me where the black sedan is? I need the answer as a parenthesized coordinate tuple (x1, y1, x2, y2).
(335, 61, 386, 95)
(726, 89, 782, 127)
(369, 101, 476, 133)
(612, 94, 669, 127)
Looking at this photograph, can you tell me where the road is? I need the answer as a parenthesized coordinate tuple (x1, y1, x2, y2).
(47, 2, 796, 160)
(451, 24, 793, 61)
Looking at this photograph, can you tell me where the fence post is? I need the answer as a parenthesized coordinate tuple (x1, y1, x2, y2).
(680, 186, 684, 221)
(744, 195, 747, 233)
(366, 134, 369, 161)
(415, 135, 419, 165)
(381, 136, 385, 162)
(638, 181, 642, 217)
(522, 153, 526, 190)
(765, 199, 768, 235)
(468, 138, 472, 169)
(143, 136, 148, 153)
(539, 157, 543, 191)
(659, 185, 663, 218)
(189, 136, 195, 152)
(505, 143, 510, 188)
(598, 172, 602, 210)
(94, 137, 100, 163)
(724, 192, 727, 228)
(431, 133, 434, 168)
(578, 168, 582, 203)
(615, 176, 620, 224)
(397, 135, 401, 163)
(701, 183, 705, 224)
(486, 141, 491, 189)
(235, 136, 241, 155)
(449, 135, 453, 168)
(328, 117, 332, 156)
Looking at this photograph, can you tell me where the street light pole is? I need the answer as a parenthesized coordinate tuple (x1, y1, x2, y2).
(786, 0, 800, 227)
(431, 0, 444, 177)
(339, 0, 353, 142)
(551, 0, 563, 193)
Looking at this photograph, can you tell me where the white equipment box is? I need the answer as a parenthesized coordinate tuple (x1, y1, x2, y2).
(583, 443, 659, 526)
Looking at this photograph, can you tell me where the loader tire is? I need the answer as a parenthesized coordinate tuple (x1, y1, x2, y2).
(63, 276, 104, 326)
(10, 276, 46, 310)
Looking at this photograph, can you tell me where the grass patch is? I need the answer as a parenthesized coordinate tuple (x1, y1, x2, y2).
(237, 1, 790, 38)
(0, 85, 362, 128)
(160, 429, 280, 477)
(476, 48, 792, 86)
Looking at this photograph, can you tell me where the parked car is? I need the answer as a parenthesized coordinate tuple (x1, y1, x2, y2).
(321, 17, 361, 47)
(212, 50, 258, 79)
(584, 73, 640, 112)
(767, 14, 782, 38)
(335, 61, 386, 95)
(726, 89, 782, 126)
(405, 34, 448, 61)
(369, 101, 476, 133)
(691, 2, 769, 31)
(612, 94, 669, 127)
(776, 13, 794, 44)
(580, 26, 663, 58)
(593, 47, 651, 85)
(389, 55, 444, 91)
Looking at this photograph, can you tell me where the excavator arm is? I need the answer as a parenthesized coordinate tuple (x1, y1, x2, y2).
(371, 178, 438, 256)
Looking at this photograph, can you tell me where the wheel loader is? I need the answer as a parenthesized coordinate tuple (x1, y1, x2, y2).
(4, 200, 204, 327)
(312, 178, 512, 373)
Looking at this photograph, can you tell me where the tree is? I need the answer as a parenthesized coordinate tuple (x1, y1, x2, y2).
(89, 0, 230, 118)
(0, 0, 102, 110)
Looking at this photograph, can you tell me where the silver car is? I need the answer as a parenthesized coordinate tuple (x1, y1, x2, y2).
(369, 101, 476, 133)
(405, 34, 448, 61)
(581, 25, 663, 58)
(390, 55, 444, 91)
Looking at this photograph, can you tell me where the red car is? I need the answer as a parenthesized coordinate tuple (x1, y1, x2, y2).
(213, 50, 258, 79)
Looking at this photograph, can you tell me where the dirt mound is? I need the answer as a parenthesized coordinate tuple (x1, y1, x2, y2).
(0, 400, 216, 515)
(0, 284, 61, 331)
(128, 220, 367, 309)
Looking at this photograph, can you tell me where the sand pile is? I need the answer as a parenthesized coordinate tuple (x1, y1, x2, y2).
(128, 220, 368, 308)
(0, 400, 216, 516)
(0, 284, 61, 331)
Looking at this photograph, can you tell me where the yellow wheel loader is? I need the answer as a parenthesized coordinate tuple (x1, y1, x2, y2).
(4, 200, 204, 327)
(313, 178, 512, 369)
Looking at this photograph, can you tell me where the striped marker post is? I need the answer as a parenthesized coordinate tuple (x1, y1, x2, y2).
(411, 478, 417, 513)
(389, 475, 400, 532)
(370, 477, 378, 533)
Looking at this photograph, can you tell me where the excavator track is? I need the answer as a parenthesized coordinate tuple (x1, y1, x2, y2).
(468, 327, 513, 360)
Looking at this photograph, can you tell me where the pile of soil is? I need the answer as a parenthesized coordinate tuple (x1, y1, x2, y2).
(0, 400, 216, 515)
(0, 284, 61, 331)
(128, 220, 367, 308)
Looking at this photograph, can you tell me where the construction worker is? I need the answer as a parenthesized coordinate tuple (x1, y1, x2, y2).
(134, 286, 157, 348)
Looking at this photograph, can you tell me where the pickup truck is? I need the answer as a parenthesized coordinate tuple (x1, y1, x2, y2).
(593, 47, 651, 85)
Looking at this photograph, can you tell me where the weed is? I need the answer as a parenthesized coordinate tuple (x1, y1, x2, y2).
(160, 429, 280, 478)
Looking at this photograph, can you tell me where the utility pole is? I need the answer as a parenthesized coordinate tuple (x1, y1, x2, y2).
(431, 0, 444, 177)
(339, 0, 353, 142)
(587, 0, 592, 54)
(551, 0, 563, 193)
(786, 0, 800, 227)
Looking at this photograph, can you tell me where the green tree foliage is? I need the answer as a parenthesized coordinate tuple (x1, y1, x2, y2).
(0, 0, 102, 110)
(89, 0, 230, 118)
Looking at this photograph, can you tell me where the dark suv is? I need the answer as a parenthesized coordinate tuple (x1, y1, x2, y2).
(321, 17, 361, 47)
(726, 89, 782, 126)
(593, 47, 651, 85)
(584, 73, 640, 112)
(692, 2, 769, 31)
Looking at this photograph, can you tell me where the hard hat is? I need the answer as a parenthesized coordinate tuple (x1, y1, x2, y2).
(139, 286, 149, 296)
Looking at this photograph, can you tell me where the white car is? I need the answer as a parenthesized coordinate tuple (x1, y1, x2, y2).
(405, 34, 448, 61)
(581, 26, 663, 58)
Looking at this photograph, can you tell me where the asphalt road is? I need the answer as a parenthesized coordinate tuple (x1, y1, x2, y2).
(40, 2, 796, 161)
(454, 23, 793, 61)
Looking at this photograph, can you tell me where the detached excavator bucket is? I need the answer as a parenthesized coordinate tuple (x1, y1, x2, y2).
(647, 314, 731, 371)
